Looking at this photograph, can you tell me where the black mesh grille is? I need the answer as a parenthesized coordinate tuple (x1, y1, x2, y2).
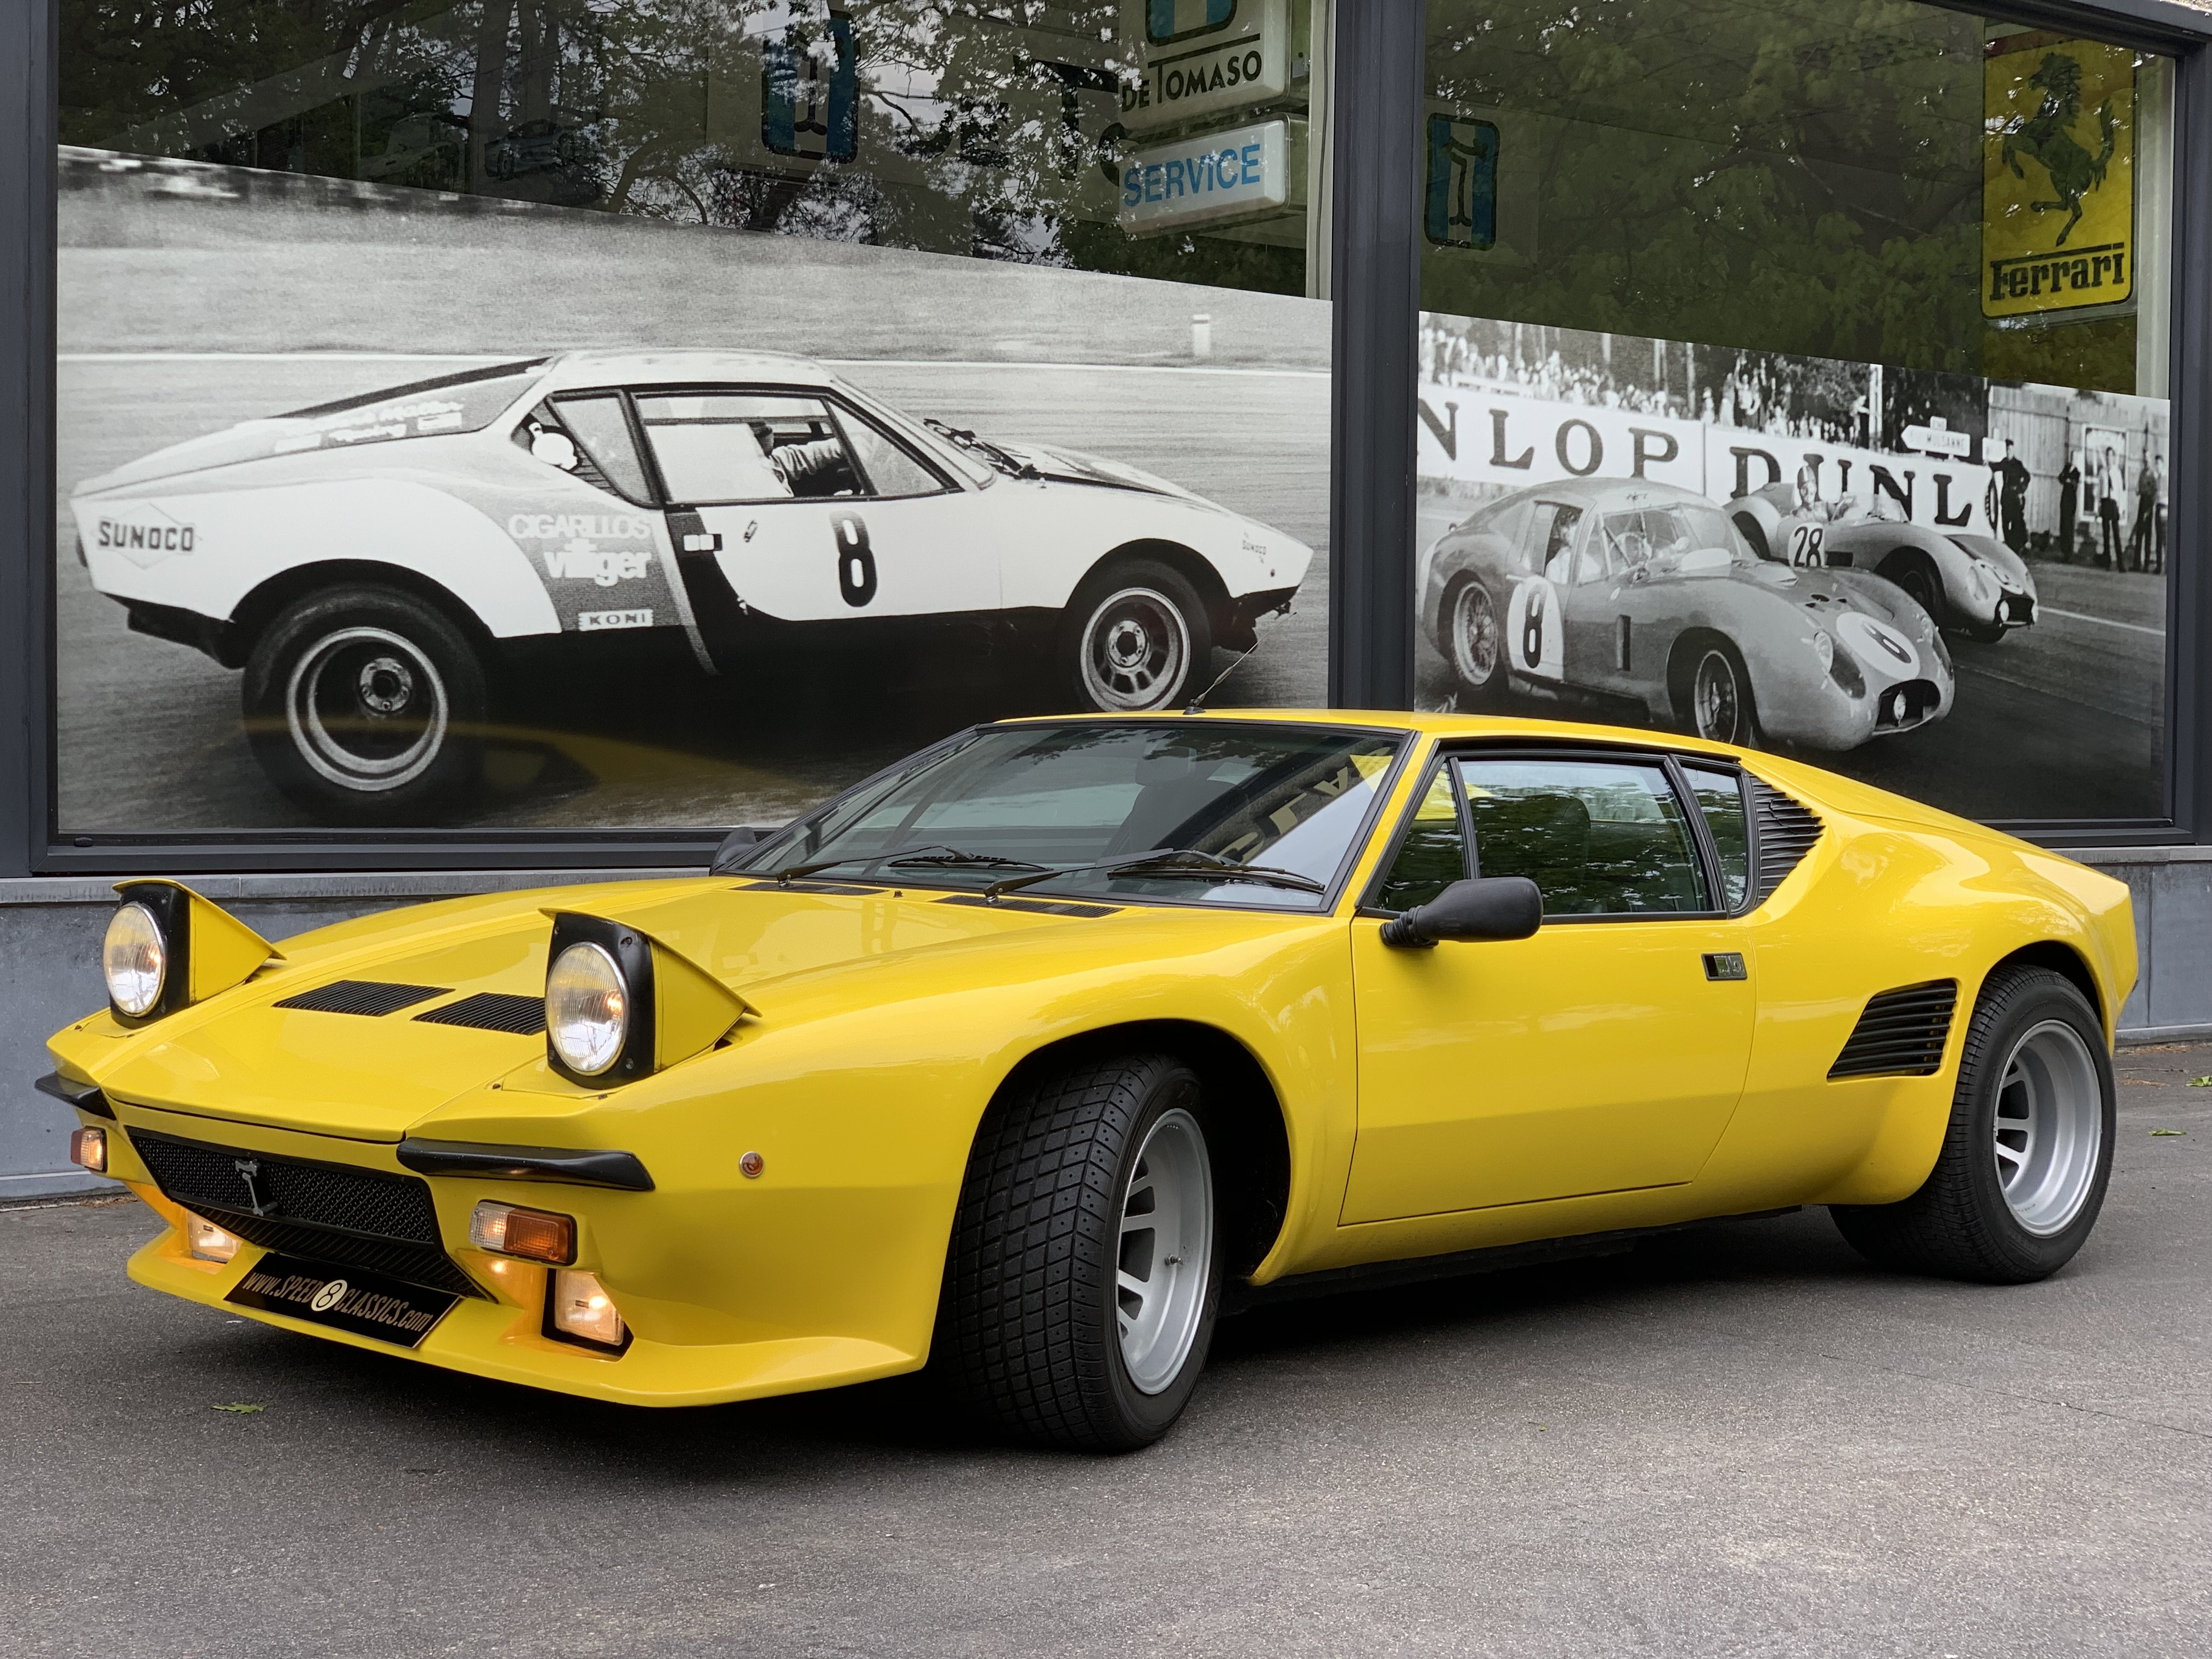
(413, 992, 547, 1035)
(1830, 980, 1960, 1079)
(274, 980, 449, 1017)
(1750, 781, 1823, 902)
(128, 1129, 483, 1299)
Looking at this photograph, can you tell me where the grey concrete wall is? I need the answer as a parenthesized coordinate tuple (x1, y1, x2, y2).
(4, 850, 2205, 1197)
(0, 869, 699, 1200)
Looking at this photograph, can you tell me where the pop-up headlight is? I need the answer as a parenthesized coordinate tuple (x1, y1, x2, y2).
(540, 910, 747, 1086)
(99, 881, 280, 1026)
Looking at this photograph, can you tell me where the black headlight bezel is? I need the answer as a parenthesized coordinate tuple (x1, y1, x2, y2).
(544, 912, 657, 1086)
(108, 883, 192, 1028)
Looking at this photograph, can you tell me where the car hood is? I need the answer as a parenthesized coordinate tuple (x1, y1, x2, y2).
(53, 878, 1263, 1144)
(1000, 441, 1207, 503)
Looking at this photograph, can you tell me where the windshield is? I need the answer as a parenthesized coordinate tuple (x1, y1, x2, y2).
(733, 721, 1407, 911)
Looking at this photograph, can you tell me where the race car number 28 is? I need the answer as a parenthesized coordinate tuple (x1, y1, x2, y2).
(1505, 575, 1566, 680)
(833, 514, 877, 607)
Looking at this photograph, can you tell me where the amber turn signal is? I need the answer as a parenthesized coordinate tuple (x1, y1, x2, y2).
(468, 1200, 577, 1265)
(68, 1127, 107, 1173)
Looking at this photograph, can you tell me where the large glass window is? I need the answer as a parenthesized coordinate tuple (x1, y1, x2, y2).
(1416, 1, 2174, 827)
(55, 1, 1335, 837)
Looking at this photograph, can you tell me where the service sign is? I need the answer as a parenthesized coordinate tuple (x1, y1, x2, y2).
(1983, 33, 2136, 319)
(1119, 0, 1290, 134)
(1119, 120, 1291, 235)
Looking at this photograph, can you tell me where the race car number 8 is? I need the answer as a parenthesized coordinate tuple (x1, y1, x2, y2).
(834, 514, 877, 607)
(1521, 584, 1547, 667)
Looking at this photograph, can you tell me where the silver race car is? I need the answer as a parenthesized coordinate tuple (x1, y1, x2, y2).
(1420, 478, 1953, 749)
(74, 351, 1311, 817)
(1729, 481, 2038, 642)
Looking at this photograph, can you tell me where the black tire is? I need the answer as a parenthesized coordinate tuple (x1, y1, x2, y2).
(1888, 557, 1949, 630)
(1442, 577, 1508, 706)
(241, 584, 487, 822)
(1832, 966, 2114, 1284)
(1060, 559, 1212, 713)
(938, 1049, 1221, 1452)
(1677, 638, 1761, 747)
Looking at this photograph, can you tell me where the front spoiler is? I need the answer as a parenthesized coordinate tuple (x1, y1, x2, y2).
(124, 1190, 921, 1408)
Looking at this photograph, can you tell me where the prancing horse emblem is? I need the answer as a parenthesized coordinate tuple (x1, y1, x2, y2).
(233, 1157, 274, 1217)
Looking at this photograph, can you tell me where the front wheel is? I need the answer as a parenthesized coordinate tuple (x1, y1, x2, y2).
(241, 584, 487, 822)
(1681, 642, 1760, 746)
(1831, 966, 2114, 1283)
(1061, 560, 1212, 713)
(939, 1049, 1221, 1451)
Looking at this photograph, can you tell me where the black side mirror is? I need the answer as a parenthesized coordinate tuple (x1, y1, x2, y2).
(1379, 877, 1543, 949)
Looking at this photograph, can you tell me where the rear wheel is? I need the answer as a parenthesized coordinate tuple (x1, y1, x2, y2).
(242, 584, 486, 822)
(1062, 560, 1212, 713)
(1832, 966, 2113, 1283)
(938, 1049, 1220, 1451)
(1445, 580, 1506, 703)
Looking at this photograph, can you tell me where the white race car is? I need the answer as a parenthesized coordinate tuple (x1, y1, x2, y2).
(75, 350, 1311, 818)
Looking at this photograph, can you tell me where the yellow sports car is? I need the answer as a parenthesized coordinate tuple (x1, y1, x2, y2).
(46, 712, 2133, 1450)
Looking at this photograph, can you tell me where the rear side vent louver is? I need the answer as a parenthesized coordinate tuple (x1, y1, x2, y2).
(1830, 980, 1960, 1079)
(273, 980, 449, 1017)
(1750, 780, 1823, 902)
(413, 992, 548, 1036)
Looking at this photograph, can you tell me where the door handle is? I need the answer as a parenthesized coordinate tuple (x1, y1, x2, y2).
(680, 531, 723, 554)
(1702, 952, 1747, 981)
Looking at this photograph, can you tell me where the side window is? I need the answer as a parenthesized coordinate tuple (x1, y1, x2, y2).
(1373, 765, 1466, 912)
(837, 408, 947, 498)
(1531, 503, 1582, 579)
(1458, 756, 1704, 916)
(1483, 497, 1532, 550)
(1683, 764, 1750, 910)
(636, 392, 862, 504)
(547, 394, 652, 503)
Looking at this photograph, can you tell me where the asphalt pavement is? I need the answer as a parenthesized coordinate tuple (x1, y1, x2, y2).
(6, 1045, 2210, 1658)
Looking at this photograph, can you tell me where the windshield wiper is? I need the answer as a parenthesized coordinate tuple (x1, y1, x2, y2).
(923, 417, 1039, 479)
(769, 845, 1047, 884)
(983, 849, 1327, 901)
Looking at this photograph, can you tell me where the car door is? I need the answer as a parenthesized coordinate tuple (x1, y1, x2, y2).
(1342, 748, 1758, 1223)
(630, 387, 999, 626)
(1502, 501, 1583, 687)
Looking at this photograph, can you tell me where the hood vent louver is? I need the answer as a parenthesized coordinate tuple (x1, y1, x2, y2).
(273, 980, 449, 1017)
(413, 992, 548, 1036)
(1750, 780, 1823, 903)
(1830, 980, 1960, 1079)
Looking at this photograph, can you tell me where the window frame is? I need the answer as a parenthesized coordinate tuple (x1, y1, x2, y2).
(1361, 739, 1757, 923)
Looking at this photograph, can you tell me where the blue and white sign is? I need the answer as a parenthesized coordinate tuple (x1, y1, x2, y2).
(1118, 0, 1289, 134)
(1119, 119, 1290, 235)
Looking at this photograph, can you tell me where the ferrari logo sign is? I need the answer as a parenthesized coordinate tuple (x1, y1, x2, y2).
(1982, 33, 2136, 318)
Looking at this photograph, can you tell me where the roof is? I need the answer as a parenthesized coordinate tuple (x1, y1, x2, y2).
(997, 706, 1749, 759)
(1496, 476, 1714, 508)
(538, 349, 843, 392)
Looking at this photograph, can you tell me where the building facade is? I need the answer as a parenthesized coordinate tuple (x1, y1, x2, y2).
(5, 0, 2211, 1194)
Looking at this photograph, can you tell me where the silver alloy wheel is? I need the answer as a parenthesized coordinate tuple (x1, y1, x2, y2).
(284, 625, 449, 792)
(1116, 1107, 1213, 1395)
(1451, 583, 1499, 686)
(1079, 586, 1191, 712)
(1991, 1019, 2104, 1236)
(1692, 648, 1742, 742)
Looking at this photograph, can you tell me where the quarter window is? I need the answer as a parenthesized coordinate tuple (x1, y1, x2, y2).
(1684, 765, 1750, 910)
(1374, 765, 1467, 913)
(1459, 757, 1705, 915)
(549, 394, 653, 503)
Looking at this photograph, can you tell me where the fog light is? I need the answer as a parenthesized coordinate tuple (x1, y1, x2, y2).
(469, 1200, 577, 1265)
(547, 1269, 627, 1351)
(185, 1212, 241, 1262)
(67, 1127, 106, 1173)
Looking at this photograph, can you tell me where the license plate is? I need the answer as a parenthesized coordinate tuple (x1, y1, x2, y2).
(224, 1254, 459, 1349)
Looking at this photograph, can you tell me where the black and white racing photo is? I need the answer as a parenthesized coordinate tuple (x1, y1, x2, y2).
(1413, 314, 2170, 822)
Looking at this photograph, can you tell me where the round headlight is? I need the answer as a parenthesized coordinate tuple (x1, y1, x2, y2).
(103, 902, 167, 1017)
(547, 941, 628, 1077)
(1808, 629, 1835, 670)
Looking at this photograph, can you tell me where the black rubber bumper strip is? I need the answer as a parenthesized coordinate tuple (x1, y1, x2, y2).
(35, 1071, 113, 1120)
(394, 1138, 654, 1192)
